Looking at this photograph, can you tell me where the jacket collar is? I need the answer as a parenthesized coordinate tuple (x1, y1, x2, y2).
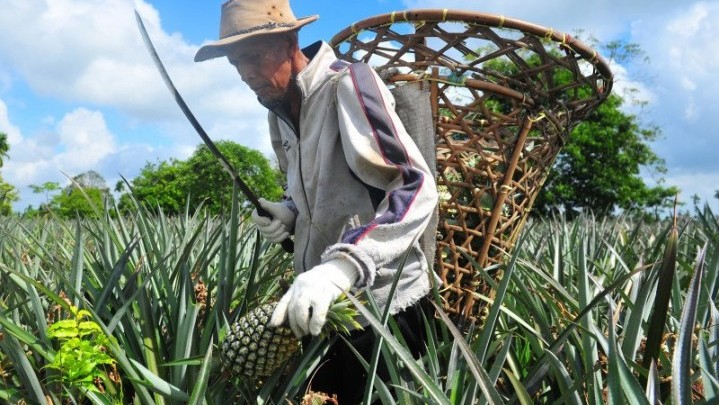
(295, 41, 339, 98)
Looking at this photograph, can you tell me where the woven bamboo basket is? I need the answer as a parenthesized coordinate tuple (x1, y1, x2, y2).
(330, 9, 613, 322)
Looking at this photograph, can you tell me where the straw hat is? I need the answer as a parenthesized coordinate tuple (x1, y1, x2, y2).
(195, 0, 318, 62)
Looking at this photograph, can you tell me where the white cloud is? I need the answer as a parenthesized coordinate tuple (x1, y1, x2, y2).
(632, 1, 719, 174)
(0, 99, 22, 145)
(663, 171, 719, 210)
(3, 104, 141, 206)
(401, 0, 682, 40)
(2, 99, 262, 210)
(653, 3, 719, 82)
(3, 107, 116, 186)
(680, 77, 697, 92)
(667, 2, 710, 38)
(55, 108, 116, 169)
(0, 0, 145, 99)
(0, 0, 276, 210)
(0, 0, 268, 145)
(607, 61, 656, 113)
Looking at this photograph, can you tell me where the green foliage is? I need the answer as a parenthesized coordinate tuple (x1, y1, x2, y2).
(119, 140, 283, 215)
(0, 189, 295, 403)
(533, 93, 678, 216)
(470, 41, 677, 216)
(52, 187, 105, 218)
(50, 172, 112, 219)
(0, 132, 18, 216)
(0, 175, 18, 216)
(2, 199, 718, 403)
(117, 159, 188, 214)
(46, 306, 121, 400)
(533, 39, 677, 216)
(25, 181, 62, 217)
(29, 181, 61, 202)
(0, 132, 8, 167)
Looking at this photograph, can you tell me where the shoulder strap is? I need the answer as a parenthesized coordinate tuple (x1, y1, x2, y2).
(389, 82, 439, 271)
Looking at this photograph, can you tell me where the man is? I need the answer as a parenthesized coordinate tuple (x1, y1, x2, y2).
(195, 0, 438, 401)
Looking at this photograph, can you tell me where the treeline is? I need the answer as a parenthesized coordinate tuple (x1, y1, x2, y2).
(21, 141, 284, 218)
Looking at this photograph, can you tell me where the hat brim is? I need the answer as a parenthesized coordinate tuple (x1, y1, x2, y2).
(194, 15, 319, 62)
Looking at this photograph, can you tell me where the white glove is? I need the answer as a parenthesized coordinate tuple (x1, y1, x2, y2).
(251, 198, 296, 243)
(270, 259, 359, 337)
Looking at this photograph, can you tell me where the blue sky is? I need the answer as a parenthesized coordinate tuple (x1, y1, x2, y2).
(1, 0, 717, 212)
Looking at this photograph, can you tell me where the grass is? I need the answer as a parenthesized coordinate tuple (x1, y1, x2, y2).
(1, 191, 718, 404)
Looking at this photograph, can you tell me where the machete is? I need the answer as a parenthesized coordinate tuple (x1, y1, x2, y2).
(135, 10, 293, 253)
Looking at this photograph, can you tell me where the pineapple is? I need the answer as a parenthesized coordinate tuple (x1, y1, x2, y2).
(221, 302, 297, 378)
(221, 296, 361, 379)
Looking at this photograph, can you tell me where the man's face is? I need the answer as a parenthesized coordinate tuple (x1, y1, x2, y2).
(226, 35, 293, 107)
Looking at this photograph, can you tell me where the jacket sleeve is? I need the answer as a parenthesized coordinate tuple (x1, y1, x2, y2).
(268, 112, 298, 224)
(321, 62, 438, 288)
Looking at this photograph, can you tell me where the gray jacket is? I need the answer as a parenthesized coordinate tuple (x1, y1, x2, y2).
(268, 41, 439, 314)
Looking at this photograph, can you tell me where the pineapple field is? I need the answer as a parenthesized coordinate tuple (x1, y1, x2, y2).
(1, 190, 718, 404)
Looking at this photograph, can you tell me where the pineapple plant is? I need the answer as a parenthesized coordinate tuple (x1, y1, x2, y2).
(220, 295, 361, 379)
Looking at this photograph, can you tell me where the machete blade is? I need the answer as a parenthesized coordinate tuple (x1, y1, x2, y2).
(134, 10, 293, 253)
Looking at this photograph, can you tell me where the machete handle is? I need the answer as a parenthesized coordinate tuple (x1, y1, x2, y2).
(255, 205, 295, 253)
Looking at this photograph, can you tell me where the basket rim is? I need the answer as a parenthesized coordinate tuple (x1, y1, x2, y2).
(329, 8, 614, 84)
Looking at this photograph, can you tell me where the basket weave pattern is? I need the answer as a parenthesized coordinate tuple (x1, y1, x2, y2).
(330, 10, 612, 321)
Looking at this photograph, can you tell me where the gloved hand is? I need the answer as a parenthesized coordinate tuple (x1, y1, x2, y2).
(270, 259, 359, 337)
(251, 198, 296, 243)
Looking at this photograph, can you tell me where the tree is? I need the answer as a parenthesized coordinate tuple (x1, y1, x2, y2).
(526, 40, 677, 216)
(469, 39, 676, 216)
(52, 187, 107, 218)
(464, 41, 676, 217)
(0, 132, 8, 167)
(73, 171, 110, 190)
(0, 177, 18, 216)
(51, 171, 112, 219)
(116, 159, 189, 215)
(532, 92, 678, 216)
(0, 132, 19, 215)
(27, 181, 62, 216)
(29, 181, 61, 211)
(119, 141, 284, 215)
(30, 181, 61, 201)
